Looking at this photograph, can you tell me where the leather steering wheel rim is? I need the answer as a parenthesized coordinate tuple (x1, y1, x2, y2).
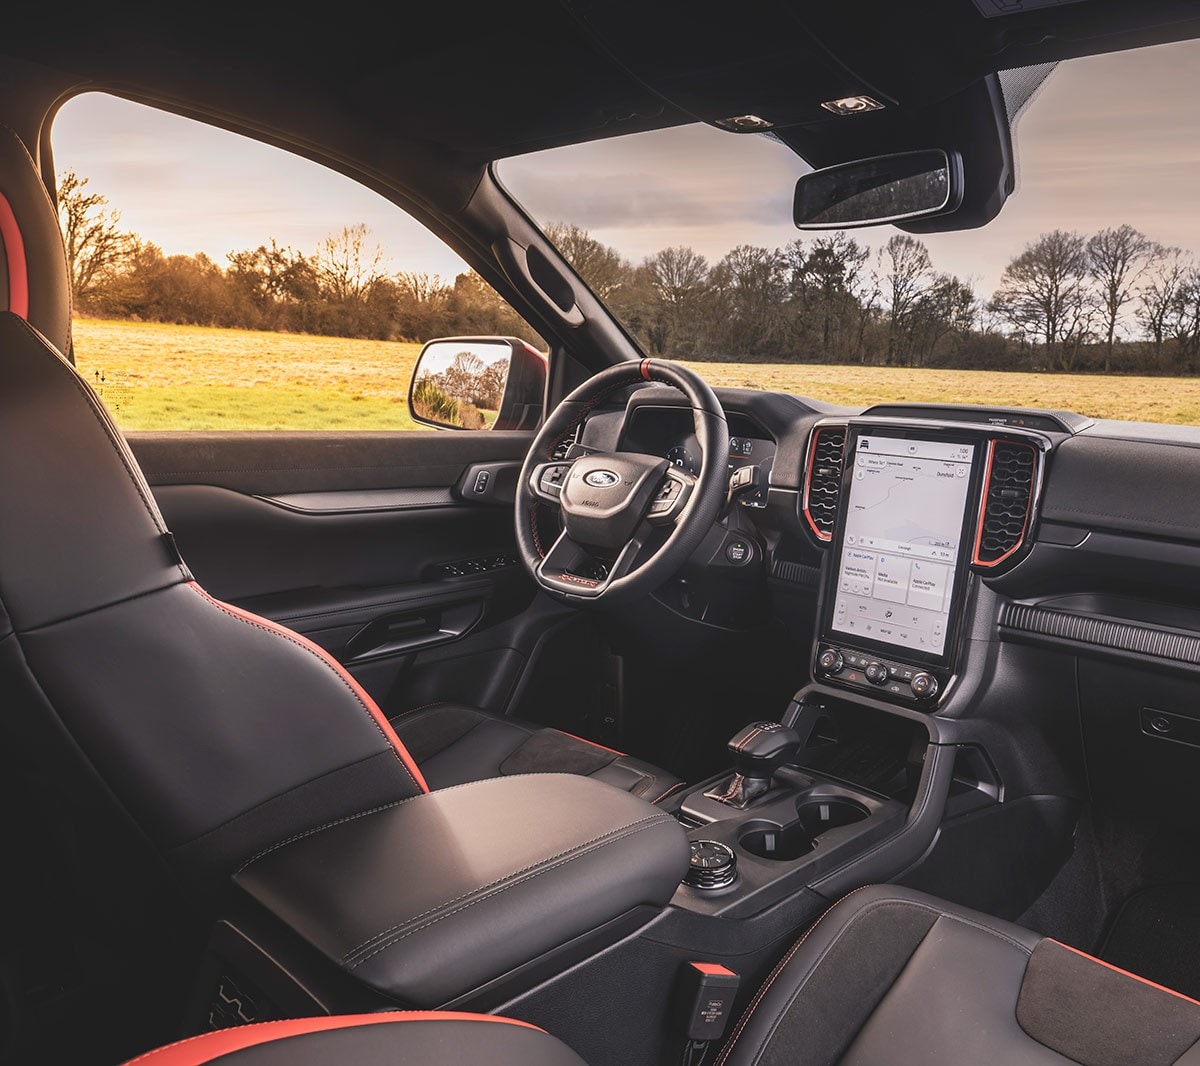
(515, 358, 728, 606)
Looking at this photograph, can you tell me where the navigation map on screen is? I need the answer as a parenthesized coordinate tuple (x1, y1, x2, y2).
(830, 435, 975, 656)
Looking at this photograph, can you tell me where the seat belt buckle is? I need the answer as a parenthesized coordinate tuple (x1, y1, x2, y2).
(673, 961, 740, 1042)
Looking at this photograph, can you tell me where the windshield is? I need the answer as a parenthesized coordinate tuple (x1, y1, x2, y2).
(497, 39, 1200, 426)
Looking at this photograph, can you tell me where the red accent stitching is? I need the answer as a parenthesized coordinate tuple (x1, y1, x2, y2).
(529, 503, 546, 558)
(186, 583, 429, 795)
(121, 1011, 545, 1064)
(650, 780, 687, 804)
(0, 192, 28, 319)
(715, 885, 875, 1065)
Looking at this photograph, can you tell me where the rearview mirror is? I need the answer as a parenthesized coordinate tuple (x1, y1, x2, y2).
(793, 149, 962, 229)
(408, 336, 547, 431)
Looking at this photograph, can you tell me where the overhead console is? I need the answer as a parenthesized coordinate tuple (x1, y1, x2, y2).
(804, 418, 1048, 708)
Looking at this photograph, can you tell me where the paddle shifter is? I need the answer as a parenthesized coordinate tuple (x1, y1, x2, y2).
(706, 721, 802, 809)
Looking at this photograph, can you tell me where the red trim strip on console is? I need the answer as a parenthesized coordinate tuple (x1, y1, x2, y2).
(187, 582, 429, 794)
(0, 192, 29, 319)
(123, 1012, 545, 1065)
(557, 729, 627, 758)
(1050, 940, 1200, 1006)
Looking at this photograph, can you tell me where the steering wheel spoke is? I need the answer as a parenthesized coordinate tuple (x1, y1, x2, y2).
(528, 459, 575, 504)
(646, 468, 697, 526)
(536, 523, 657, 599)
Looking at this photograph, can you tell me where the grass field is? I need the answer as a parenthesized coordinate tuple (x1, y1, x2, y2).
(70, 317, 1200, 431)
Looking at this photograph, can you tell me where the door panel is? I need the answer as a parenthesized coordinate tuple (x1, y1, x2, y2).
(129, 430, 569, 718)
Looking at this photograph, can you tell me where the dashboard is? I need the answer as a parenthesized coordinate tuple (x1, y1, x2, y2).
(573, 378, 1200, 867)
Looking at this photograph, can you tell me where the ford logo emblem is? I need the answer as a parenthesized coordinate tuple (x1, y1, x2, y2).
(584, 470, 621, 488)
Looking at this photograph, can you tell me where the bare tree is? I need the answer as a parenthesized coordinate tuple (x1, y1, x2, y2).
(990, 230, 1093, 369)
(56, 169, 136, 302)
(1137, 245, 1192, 362)
(642, 245, 709, 355)
(786, 233, 871, 357)
(709, 245, 788, 356)
(1088, 224, 1152, 372)
(315, 224, 386, 305)
(877, 235, 933, 366)
(543, 222, 630, 300)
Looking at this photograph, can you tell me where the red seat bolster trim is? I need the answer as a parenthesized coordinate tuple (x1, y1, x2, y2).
(123, 1012, 544, 1065)
(1049, 939, 1200, 1005)
(187, 582, 429, 794)
(0, 192, 29, 319)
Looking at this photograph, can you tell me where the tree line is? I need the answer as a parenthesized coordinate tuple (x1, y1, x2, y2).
(58, 170, 1200, 374)
(549, 222, 1200, 375)
(57, 170, 534, 343)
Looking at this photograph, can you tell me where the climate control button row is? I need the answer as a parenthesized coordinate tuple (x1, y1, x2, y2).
(815, 645, 943, 703)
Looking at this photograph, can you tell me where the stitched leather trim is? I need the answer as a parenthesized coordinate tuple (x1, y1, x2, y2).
(344, 814, 672, 969)
(121, 1011, 544, 1064)
(717, 892, 1033, 1066)
(187, 582, 428, 795)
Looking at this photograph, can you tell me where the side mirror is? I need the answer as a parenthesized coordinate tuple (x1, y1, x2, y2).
(408, 336, 547, 431)
(793, 149, 963, 229)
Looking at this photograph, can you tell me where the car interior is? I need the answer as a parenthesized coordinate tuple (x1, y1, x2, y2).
(4, 2, 1200, 1064)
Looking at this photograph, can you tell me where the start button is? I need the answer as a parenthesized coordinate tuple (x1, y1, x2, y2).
(725, 540, 752, 564)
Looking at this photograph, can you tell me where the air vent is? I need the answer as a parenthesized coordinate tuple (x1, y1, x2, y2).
(803, 425, 846, 541)
(973, 440, 1038, 567)
(551, 425, 580, 461)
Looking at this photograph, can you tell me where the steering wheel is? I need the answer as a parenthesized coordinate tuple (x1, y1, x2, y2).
(515, 358, 728, 605)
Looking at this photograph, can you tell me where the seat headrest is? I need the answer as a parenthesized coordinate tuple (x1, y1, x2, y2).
(0, 124, 71, 356)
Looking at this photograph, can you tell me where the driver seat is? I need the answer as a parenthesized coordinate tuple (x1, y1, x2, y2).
(0, 310, 680, 891)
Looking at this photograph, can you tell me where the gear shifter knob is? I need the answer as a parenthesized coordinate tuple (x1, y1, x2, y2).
(708, 721, 802, 808)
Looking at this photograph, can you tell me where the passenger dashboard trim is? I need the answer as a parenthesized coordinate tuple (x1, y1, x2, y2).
(1000, 603, 1200, 667)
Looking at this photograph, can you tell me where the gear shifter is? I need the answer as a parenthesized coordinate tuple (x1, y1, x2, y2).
(706, 721, 802, 809)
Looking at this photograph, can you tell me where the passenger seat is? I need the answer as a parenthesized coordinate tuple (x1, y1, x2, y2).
(125, 885, 1200, 1064)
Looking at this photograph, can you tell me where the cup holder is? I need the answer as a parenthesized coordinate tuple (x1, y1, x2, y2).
(738, 797, 871, 861)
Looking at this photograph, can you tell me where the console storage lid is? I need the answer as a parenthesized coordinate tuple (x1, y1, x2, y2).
(232, 773, 689, 1006)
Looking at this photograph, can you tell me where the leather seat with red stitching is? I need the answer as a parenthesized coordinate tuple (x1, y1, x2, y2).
(123, 886, 1200, 1065)
(0, 115, 679, 896)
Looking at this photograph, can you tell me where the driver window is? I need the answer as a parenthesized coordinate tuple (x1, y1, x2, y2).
(50, 92, 542, 432)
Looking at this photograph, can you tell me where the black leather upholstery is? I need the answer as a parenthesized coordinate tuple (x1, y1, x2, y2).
(716, 885, 1200, 1066)
(233, 773, 691, 1006)
(128, 885, 1200, 1065)
(0, 312, 427, 886)
(391, 702, 684, 802)
(121, 1013, 586, 1065)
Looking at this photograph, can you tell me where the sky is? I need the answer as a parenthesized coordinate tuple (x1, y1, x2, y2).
(52, 38, 1200, 299)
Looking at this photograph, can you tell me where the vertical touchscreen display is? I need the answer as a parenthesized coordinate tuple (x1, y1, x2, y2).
(830, 435, 975, 657)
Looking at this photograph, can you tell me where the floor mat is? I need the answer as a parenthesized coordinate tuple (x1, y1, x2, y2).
(1102, 883, 1200, 999)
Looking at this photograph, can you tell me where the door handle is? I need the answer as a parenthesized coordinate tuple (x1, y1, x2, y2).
(342, 600, 484, 663)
